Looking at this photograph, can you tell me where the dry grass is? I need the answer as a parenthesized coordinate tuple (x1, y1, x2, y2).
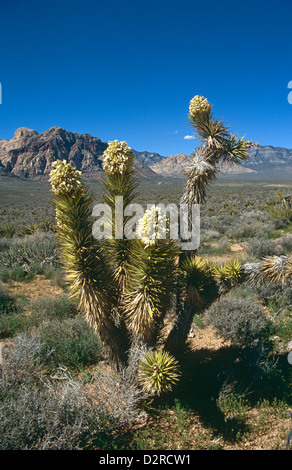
(7, 275, 64, 300)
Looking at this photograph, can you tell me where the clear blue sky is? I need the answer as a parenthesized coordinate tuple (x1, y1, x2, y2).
(1, 0, 292, 156)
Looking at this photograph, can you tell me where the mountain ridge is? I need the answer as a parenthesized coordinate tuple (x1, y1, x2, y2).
(0, 126, 292, 180)
(0, 127, 157, 179)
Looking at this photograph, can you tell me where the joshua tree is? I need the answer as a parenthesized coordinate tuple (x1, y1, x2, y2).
(49, 96, 255, 396)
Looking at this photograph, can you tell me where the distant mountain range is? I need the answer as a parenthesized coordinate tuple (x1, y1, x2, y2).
(0, 126, 292, 180)
(150, 147, 292, 179)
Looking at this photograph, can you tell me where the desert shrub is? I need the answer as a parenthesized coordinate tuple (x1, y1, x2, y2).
(0, 312, 26, 338)
(216, 340, 286, 409)
(37, 316, 103, 371)
(267, 203, 292, 221)
(10, 266, 35, 282)
(0, 267, 10, 283)
(245, 238, 279, 259)
(0, 284, 26, 338)
(198, 238, 230, 256)
(28, 295, 79, 327)
(201, 214, 232, 235)
(201, 210, 279, 241)
(0, 334, 144, 450)
(16, 223, 39, 237)
(42, 266, 66, 289)
(0, 284, 15, 314)
(230, 221, 274, 240)
(204, 294, 271, 346)
(251, 283, 292, 344)
(201, 229, 221, 240)
(216, 387, 249, 439)
(253, 283, 292, 312)
(279, 235, 292, 254)
(0, 378, 125, 450)
(0, 238, 11, 252)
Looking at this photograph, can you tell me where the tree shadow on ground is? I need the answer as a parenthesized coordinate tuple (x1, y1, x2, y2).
(160, 344, 291, 442)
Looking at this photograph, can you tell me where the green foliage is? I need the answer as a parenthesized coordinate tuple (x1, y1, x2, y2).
(27, 295, 79, 328)
(10, 266, 35, 282)
(0, 311, 26, 338)
(0, 284, 26, 338)
(211, 259, 242, 284)
(38, 316, 103, 371)
(52, 185, 129, 366)
(204, 294, 271, 346)
(267, 203, 292, 221)
(0, 283, 15, 314)
(124, 239, 178, 344)
(138, 349, 180, 396)
(0, 224, 16, 238)
(0, 233, 59, 275)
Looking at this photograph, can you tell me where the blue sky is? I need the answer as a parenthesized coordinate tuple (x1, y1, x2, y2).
(1, 0, 292, 156)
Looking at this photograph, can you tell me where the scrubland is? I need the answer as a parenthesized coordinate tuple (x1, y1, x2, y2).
(0, 176, 291, 450)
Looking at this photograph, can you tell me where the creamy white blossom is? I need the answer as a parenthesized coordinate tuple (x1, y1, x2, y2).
(49, 160, 83, 196)
(137, 206, 168, 246)
(189, 95, 211, 120)
(102, 140, 134, 175)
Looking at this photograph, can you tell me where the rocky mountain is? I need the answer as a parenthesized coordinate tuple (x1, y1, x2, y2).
(149, 153, 256, 177)
(0, 127, 292, 180)
(243, 145, 292, 178)
(150, 146, 292, 179)
(150, 153, 191, 177)
(0, 127, 156, 179)
(131, 149, 164, 166)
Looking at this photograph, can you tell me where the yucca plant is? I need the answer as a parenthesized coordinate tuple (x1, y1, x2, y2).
(168, 95, 256, 351)
(50, 95, 254, 391)
(182, 95, 257, 207)
(243, 255, 292, 286)
(50, 160, 130, 367)
(101, 141, 138, 295)
(138, 349, 181, 396)
(211, 259, 242, 289)
(123, 237, 179, 346)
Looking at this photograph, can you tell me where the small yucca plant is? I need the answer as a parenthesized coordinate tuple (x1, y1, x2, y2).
(223, 259, 242, 281)
(211, 259, 242, 284)
(138, 349, 180, 396)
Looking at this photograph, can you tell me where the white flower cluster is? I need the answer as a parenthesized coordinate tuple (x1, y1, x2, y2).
(102, 140, 134, 175)
(137, 206, 167, 246)
(189, 95, 211, 119)
(49, 159, 83, 196)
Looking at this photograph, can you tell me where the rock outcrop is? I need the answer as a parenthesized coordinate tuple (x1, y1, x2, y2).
(0, 127, 156, 179)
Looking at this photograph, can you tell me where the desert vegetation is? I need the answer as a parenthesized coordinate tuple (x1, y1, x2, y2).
(0, 96, 291, 450)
